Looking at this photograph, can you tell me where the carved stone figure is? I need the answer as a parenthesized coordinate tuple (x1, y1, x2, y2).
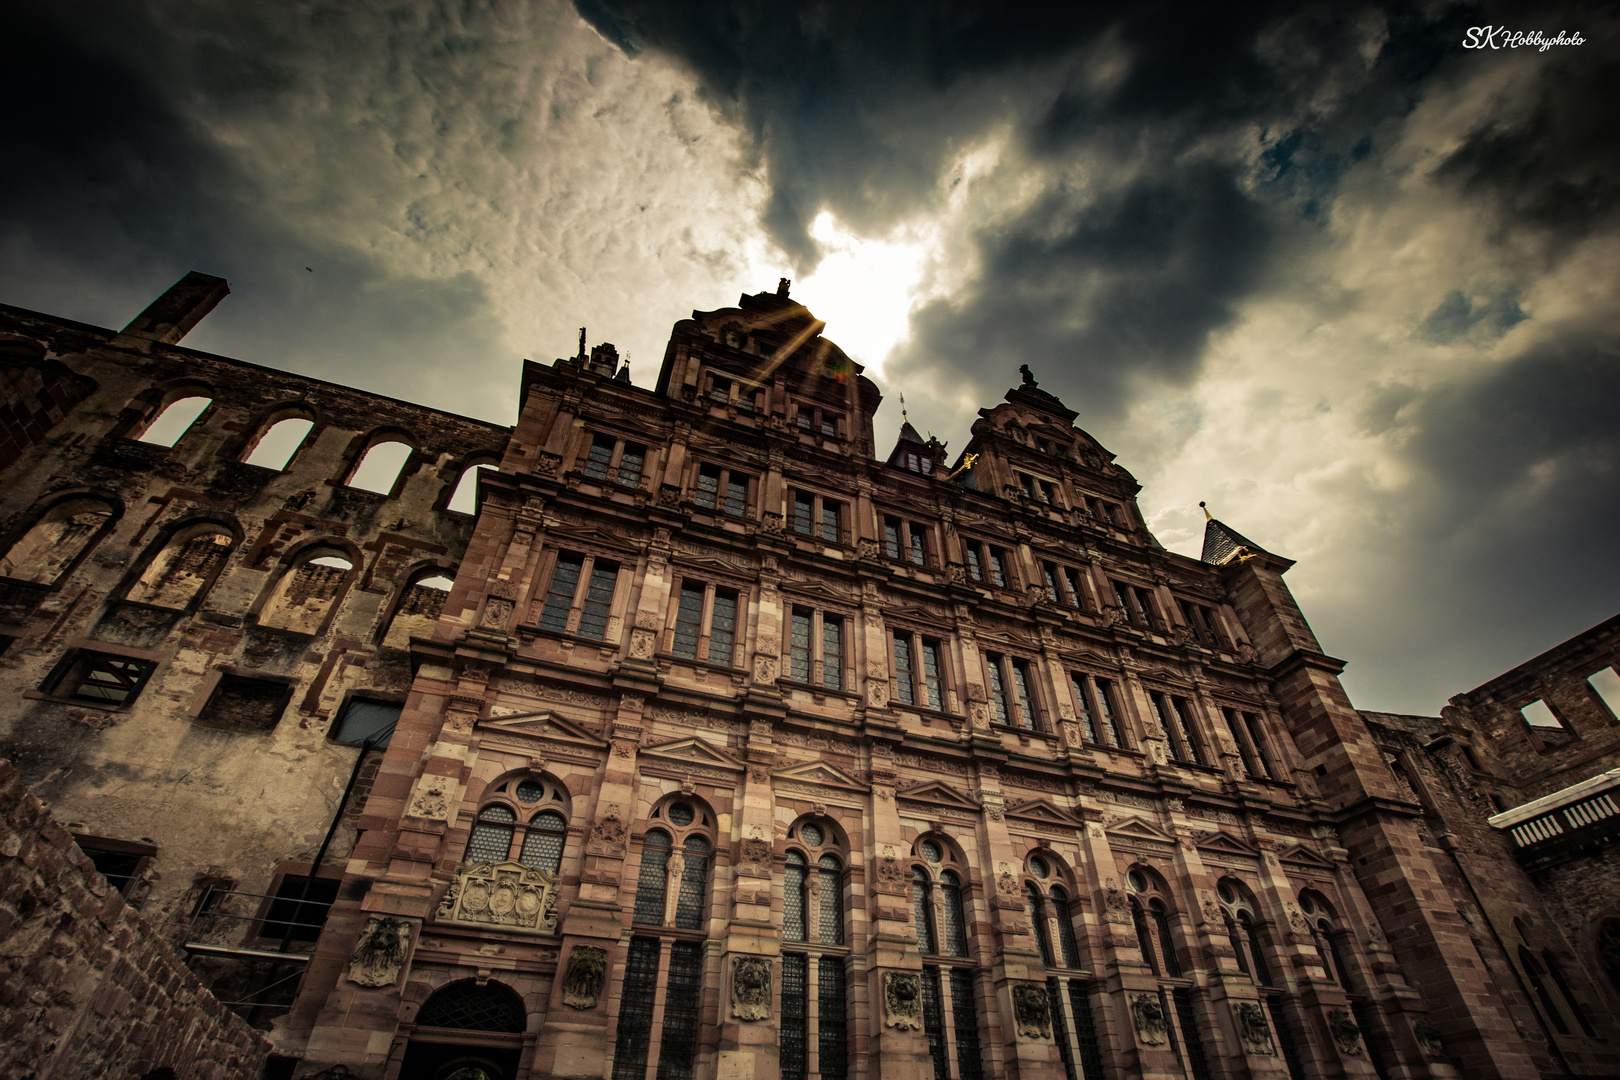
(1103, 879, 1131, 924)
(347, 915, 411, 987)
(407, 774, 452, 820)
(1013, 984, 1052, 1039)
(1131, 992, 1168, 1045)
(590, 808, 626, 855)
(1235, 1002, 1274, 1055)
(434, 878, 460, 919)
(1329, 1008, 1363, 1054)
(435, 861, 559, 936)
(753, 655, 778, 683)
(884, 971, 923, 1030)
(1413, 1018, 1444, 1057)
(629, 628, 656, 659)
(741, 838, 771, 866)
(876, 856, 908, 895)
(553, 945, 607, 1009)
(732, 956, 772, 1021)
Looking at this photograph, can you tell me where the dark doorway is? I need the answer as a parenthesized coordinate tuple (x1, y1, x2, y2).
(398, 1042, 522, 1080)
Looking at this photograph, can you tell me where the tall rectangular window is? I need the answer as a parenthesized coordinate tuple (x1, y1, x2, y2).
(1153, 692, 1205, 765)
(693, 463, 751, 517)
(963, 540, 1011, 587)
(987, 547, 1007, 587)
(669, 580, 740, 666)
(672, 583, 705, 658)
(818, 957, 848, 1080)
(894, 634, 915, 706)
(1095, 678, 1127, 747)
(788, 607, 844, 688)
(538, 553, 584, 633)
(657, 942, 704, 1080)
(921, 967, 950, 1080)
(580, 433, 648, 489)
(583, 434, 614, 479)
(616, 443, 646, 488)
(708, 590, 737, 665)
(791, 490, 845, 543)
(537, 553, 619, 640)
(950, 969, 985, 1080)
(1069, 672, 1100, 744)
(986, 657, 1009, 725)
(1062, 567, 1086, 609)
(1222, 707, 1277, 780)
(1177, 599, 1225, 647)
(986, 653, 1040, 729)
(790, 609, 812, 683)
(576, 560, 620, 640)
(821, 616, 843, 690)
(1112, 580, 1159, 629)
(796, 405, 843, 438)
(882, 516, 931, 566)
(781, 953, 809, 1080)
(610, 938, 661, 1080)
(894, 633, 946, 712)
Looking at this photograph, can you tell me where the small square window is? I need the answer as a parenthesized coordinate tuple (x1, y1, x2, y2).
(198, 674, 291, 732)
(50, 651, 156, 706)
(331, 698, 401, 747)
(261, 874, 340, 943)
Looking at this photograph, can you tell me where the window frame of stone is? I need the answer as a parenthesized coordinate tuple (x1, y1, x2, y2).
(962, 539, 1013, 589)
(257, 865, 342, 944)
(880, 513, 934, 567)
(254, 544, 357, 636)
(1220, 706, 1279, 781)
(328, 694, 403, 748)
(342, 430, 417, 496)
(794, 403, 844, 439)
(0, 494, 121, 588)
(461, 773, 572, 875)
(1510, 918, 1598, 1041)
(443, 458, 498, 515)
(1040, 560, 1087, 609)
(668, 577, 744, 667)
(790, 488, 848, 545)
(629, 796, 716, 931)
(1176, 598, 1228, 649)
(132, 390, 214, 448)
(1127, 868, 1217, 1077)
(193, 670, 295, 734)
(1302, 890, 1403, 1072)
(535, 549, 622, 641)
(780, 817, 853, 1080)
(690, 461, 754, 518)
(238, 405, 316, 471)
(379, 565, 455, 648)
(121, 520, 237, 612)
(1016, 470, 1063, 508)
(891, 629, 948, 712)
(1080, 496, 1124, 527)
(786, 605, 848, 691)
(1023, 852, 1086, 973)
(1214, 877, 1277, 988)
(1148, 690, 1209, 767)
(983, 651, 1044, 731)
(578, 431, 650, 491)
(911, 835, 984, 1080)
(1111, 579, 1160, 630)
(1516, 696, 1578, 751)
(705, 372, 762, 413)
(1586, 665, 1620, 723)
(1068, 671, 1130, 749)
(39, 646, 158, 710)
(73, 834, 157, 906)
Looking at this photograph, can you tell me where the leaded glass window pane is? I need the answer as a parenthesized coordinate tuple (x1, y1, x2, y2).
(784, 852, 807, 942)
(1173, 697, 1205, 765)
(921, 641, 943, 709)
(1053, 890, 1081, 968)
(1027, 884, 1054, 966)
(1049, 978, 1078, 1080)
(583, 435, 613, 480)
(416, 979, 526, 1033)
(1267, 998, 1309, 1080)
(789, 610, 811, 683)
(1044, 563, 1061, 603)
(694, 464, 720, 509)
(707, 590, 736, 666)
(576, 561, 618, 640)
(819, 855, 843, 944)
(539, 553, 582, 633)
(1240, 913, 1273, 985)
(1150, 901, 1181, 977)
(921, 966, 950, 1080)
(912, 869, 936, 955)
(988, 548, 1006, 588)
(466, 806, 515, 865)
(950, 968, 984, 1080)
(617, 443, 645, 488)
(514, 780, 544, 803)
(1011, 661, 1037, 729)
(612, 938, 661, 1080)
(781, 953, 808, 1080)
(1071, 674, 1098, 743)
(633, 830, 671, 925)
(987, 659, 1009, 724)
(519, 810, 566, 875)
(724, 475, 747, 517)
(965, 547, 982, 581)
(1068, 982, 1107, 1080)
(819, 956, 848, 1080)
(884, 518, 901, 560)
(821, 502, 839, 543)
(822, 617, 843, 689)
(942, 872, 969, 958)
(908, 526, 925, 566)
(657, 942, 704, 1080)
(674, 835, 709, 930)
(1171, 987, 1213, 1080)
(1244, 713, 1276, 778)
(672, 583, 704, 658)
(1063, 568, 1084, 608)
(1097, 679, 1125, 747)
(793, 492, 814, 535)
(893, 635, 915, 705)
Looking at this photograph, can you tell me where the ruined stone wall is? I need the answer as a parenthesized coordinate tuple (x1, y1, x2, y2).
(0, 756, 270, 1079)
(0, 289, 508, 996)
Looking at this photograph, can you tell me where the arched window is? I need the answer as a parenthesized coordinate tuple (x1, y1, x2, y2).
(819, 854, 844, 945)
(415, 979, 526, 1033)
(1026, 882, 1055, 967)
(0, 498, 116, 585)
(1128, 867, 1213, 1078)
(785, 851, 809, 942)
(1543, 950, 1596, 1038)
(382, 570, 454, 649)
(1149, 899, 1182, 977)
(781, 818, 850, 1080)
(630, 798, 713, 929)
(466, 806, 516, 865)
(447, 462, 496, 515)
(462, 774, 572, 874)
(910, 836, 981, 1080)
(136, 395, 211, 447)
(912, 867, 938, 955)
(1520, 946, 1571, 1035)
(633, 829, 673, 924)
(674, 834, 710, 930)
(1024, 852, 1084, 972)
(1050, 886, 1082, 969)
(258, 548, 353, 633)
(519, 811, 567, 875)
(126, 524, 234, 609)
(346, 437, 414, 494)
(1216, 878, 1275, 986)
(243, 413, 314, 470)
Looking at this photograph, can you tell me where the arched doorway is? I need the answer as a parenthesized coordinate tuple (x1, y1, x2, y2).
(400, 979, 528, 1080)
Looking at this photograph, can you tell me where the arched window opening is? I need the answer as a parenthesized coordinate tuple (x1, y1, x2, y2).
(382, 571, 454, 649)
(448, 463, 496, 515)
(1520, 946, 1572, 1036)
(910, 836, 982, 1080)
(1543, 951, 1597, 1037)
(518, 811, 567, 875)
(0, 499, 115, 584)
(465, 806, 515, 866)
(912, 867, 938, 955)
(1149, 899, 1182, 977)
(136, 395, 210, 447)
(1050, 887, 1082, 969)
(1240, 912, 1274, 986)
(1026, 883, 1055, 967)
(1133, 902, 1158, 974)
(259, 550, 353, 634)
(243, 416, 314, 470)
(633, 829, 673, 925)
(415, 979, 526, 1033)
(346, 438, 413, 494)
(674, 834, 710, 929)
(784, 851, 808, 942)
(126, 526, 233, 609)
(818, 854, 844, 945)
(461, 774, 571, 875)
(632, 798, 714, 931)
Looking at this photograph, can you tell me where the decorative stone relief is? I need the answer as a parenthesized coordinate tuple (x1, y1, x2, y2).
(1013, 984, 1052, 1039)
(406, 774, 453, 821)
(1328, 1009, 1363, 1055)
(1284, 902, 1310, 939)
(740, 837, 772, 867)
(996, 863, 1018, 898)
(629, 628, 656, 659)
(876, 854, 908, 896)
(1235, 1002, 1274, 1055)
(435, 861, 559, 935)
(1102, 879, 1131, 924)
(347, 915, 411, 988)
(884, 972, 923, 1030)
(562, 945, 607, 1009)
(1131, 992, 1168, 1045)
(753, 655, 778, 683)
(590, 805, 627, 856)
(1413, 1018, 1444, 1058)
(732, 956, 772, 1021)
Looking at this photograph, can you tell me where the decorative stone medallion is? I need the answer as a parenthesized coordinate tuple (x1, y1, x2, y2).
(562, 945, 607, 1009)
(434, 861, 559, 935)
(883, 971, 923, 1030)
(1013, 984, 1052, 1039)
(732, 956, 772, 1021)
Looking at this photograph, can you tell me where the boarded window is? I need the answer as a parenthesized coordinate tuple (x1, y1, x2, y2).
(382, 573, 453, 649)
(136, 395, 210, 447)
(197, 674, 289, 732)
(346, 440, 412, 494)
(243, 416, 313, 470)
(260, 553, 353, 634)
(126, 528, 232, 608)
(0, 499, 114, 584)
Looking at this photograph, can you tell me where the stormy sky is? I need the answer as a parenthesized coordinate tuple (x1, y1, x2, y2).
(3, 0, 1616, 714)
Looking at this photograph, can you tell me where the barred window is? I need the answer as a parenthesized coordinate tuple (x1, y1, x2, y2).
(611, 938, 661, 1080)
(781, 952, 809, 1080)
(674, 835, 710, 930)
(818, 957, 848, 1080)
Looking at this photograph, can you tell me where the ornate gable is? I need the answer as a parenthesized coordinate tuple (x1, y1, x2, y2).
(1194, 831, 1262, 861)
(477, 709, 609, 749)
(1004, 797, 1082, 828)
(641, 736, 746, 772)
(772, 759, 869, 792)
(1278, 844, 1337, 871)
(1105, 816, 1177, 851)
(896, 780, 981, 812)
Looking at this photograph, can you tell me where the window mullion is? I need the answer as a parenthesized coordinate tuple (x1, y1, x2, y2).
(806, 954, 821, 1079)
(810, 612, 825, 687)
(698, 586, 716, 661)
(564, 554, 595, 635)
(643, 940, 674, 1080)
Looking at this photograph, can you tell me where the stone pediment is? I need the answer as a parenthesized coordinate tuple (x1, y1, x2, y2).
(896, 780, 980, 812)
(884, 604, 945, 626)
(778, 579, 856, 606)
(1105, 816, 1176, 846)
(1139, 668, 1193, 688)
(772, 759, 868, 791)
(543, 523, 638, 554)
(478, 709, 608, 748)
(1278, 844, 1337, 870)
(1195, 831, 1262, 860)
(672, 547, 756, 578)
(642, 736, 746, 772)
(1004, 797, 1082, 827)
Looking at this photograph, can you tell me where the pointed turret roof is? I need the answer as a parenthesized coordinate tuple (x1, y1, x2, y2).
(1199, 503, 1269, 565)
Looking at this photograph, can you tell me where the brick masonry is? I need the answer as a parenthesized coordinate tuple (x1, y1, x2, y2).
(0, 755, 270, 1079)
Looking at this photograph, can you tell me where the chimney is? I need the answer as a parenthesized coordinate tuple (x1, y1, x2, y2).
(120, 271, 230, 344)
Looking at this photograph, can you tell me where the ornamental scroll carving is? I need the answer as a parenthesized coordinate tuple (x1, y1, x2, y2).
(347, 915, 411, 987)
(435, 861, 559, 936)
(1235, 1002, 1274, 1055)
(732, 956, 772, 1021)
(1013, 984, 1052, 1039)
(1131, 992, 1168, 1045)
(589, 806, 627, 855)
(406, 774, 453, 821)
(562, 945, 607, 1009)
(884, 972, 923, 1030)
(1328, 1009, 1363, 1054)
(875, 855, 908, 896)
